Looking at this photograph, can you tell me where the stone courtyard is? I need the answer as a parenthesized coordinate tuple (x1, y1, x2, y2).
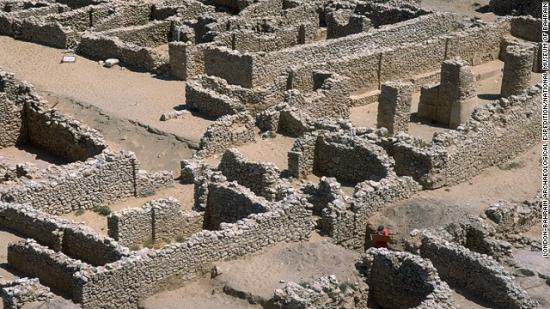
(0, 0, 547, 308)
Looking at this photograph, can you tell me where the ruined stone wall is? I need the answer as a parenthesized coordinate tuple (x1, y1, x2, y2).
(1, 278, 53, 309)
(0, 70, 106, 160)
(152, 0, 214, 20)
(79, 33, 168, 72)
(101, 20, 172, 48)
(323, 176, 420, 249)
(0, 203, 129, 266)
(511, 16, 541, 42)
(197, 112, 256, 156)
(204, 181, 271, 229)
(434, 85, 541, 186)
(418, 232, 537, 308)
(74, 195, 313, 308)
(359, 248, 455, 309)
(386, 85, 541, 188)
(0, 151, 137, 214)
(315, 134, 393, 185)
(24, 97, 106, 161)
(0, 93, 25, 148)
(8, 239, 93, 300)
(0, 4, 68, 36)
(288, 132, 318, 178)
(218, 148, 282, 200)
(108, 198, 204, 247)
(243, 13, 463, 88)
(169, 41, 206, 80)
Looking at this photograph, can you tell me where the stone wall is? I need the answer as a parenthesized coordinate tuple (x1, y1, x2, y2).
(218, 148, 282, 200)
(314, 133, 393, 185)
(24, 96, 106, 161)
(1, 278, 53, 309)
(0, 151, 136, 214)
(74, 194, 313, 308)
(204, 181, 271, 229)
(359, 248, 455, 308)
(8, 239, 93, 300)
(388, 85, 541, 188)
(418, 232, 537, 308)
(0, 202, 129, 266)
(0, 70, 106, 160)
(197, 112, 256, 157)
(108, 198, 204, 247)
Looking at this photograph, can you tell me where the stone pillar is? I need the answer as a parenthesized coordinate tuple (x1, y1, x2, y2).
(501, 44, 535, 97)
(376, 81, 413, 135)
(438, 58, 476, 128)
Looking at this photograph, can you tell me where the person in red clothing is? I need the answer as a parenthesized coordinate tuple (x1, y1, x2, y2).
(373, 225, 390, 248)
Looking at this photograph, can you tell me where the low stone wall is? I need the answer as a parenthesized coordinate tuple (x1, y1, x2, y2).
(315, 133, 393, 185)
(418, 232, 537, 309)
(1, 278, 53, 309)
(386, 85, 541, 189)
(218, 148, 282, 200)
(108, 198, 204, 247)
(8, 239, 93, 300)
(204, 181, 271, 229)
(485, 197, 541, 234)
(169, 41, 206, 80)
(24, 97, 106, 161)
(74, 194, 313, 308)
(79, 33, 168, 72)
(0, 151, 136, 214)
(359, 248, 455, 308)
(0, 70, 106, 160)
(0, 203, 129, 266)
(197, 112, 256, 157)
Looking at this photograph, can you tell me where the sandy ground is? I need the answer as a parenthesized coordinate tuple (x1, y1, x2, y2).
(141, 277, 260, 309)
(0, 145, 68, 168)
(40, 92, 195, 172)
(61, 183, 195, 235)
(350, 60, 542, 142)
(369, 143, 541, 246)
(421, 0, 495, 20)
(143, 240, 363, 307)
(0, 37, 212, 144)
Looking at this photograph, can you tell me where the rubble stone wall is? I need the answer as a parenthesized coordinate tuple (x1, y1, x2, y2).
(197, 112, 256, 156)
(0, 151, 137, 214)
(360, 248, 455, 309)
(0, 203, 129, 266)
(314, 134, 393, 185)
(108, 198, 204, 247)
(8, 239, 93, 300)
(218, 148, 281, 200)
(1, 278, 53, 309)
(419, 232, 537, 309)
(75, 196, 313, 308)
(204, 181, 271, 229)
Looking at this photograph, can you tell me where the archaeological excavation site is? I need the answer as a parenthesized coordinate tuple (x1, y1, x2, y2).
(0, 0, 548, 307)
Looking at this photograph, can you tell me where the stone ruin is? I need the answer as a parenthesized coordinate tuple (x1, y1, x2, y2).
(0, 0, 546, 308)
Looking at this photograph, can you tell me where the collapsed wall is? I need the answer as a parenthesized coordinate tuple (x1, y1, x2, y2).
(1, 278, 54, 309)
